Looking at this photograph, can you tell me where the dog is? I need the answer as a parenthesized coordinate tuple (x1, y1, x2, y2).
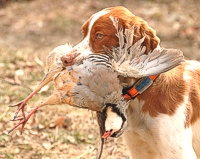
(61, 6, 200, 159)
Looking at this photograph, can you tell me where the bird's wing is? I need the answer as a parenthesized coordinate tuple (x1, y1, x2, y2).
(111, 45, 184, 78)
(109, 16, 184, 78)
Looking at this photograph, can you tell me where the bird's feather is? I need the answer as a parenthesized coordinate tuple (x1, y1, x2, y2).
(109, 16, 184, 78)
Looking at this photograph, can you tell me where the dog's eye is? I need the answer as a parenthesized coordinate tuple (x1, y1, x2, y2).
(95, 33, 103, 40)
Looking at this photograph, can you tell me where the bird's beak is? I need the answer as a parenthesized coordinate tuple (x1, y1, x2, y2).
(102, 129, 122, 138)
(102, 130, 112, 138)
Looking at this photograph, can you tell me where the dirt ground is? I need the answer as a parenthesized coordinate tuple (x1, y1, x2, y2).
(0, 0, 199, 159)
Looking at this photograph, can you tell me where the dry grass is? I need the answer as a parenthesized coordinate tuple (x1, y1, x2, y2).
(0, 0, 199, 158)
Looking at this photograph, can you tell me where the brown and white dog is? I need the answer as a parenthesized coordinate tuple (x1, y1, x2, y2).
(61, 6, 200, 159)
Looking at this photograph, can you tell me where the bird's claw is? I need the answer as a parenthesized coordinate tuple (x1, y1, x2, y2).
(10, 91, 37, 120)
(10, 116, 24, 121)
(9, 100, 25, 107)
(9, 100, 27, 121)
(8, 107, 38, 134)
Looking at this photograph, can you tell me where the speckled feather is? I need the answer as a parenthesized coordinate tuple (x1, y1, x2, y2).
(109, 16, 184, 78)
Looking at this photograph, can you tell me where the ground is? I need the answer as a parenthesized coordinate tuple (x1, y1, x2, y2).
(0, 0, 199, 159)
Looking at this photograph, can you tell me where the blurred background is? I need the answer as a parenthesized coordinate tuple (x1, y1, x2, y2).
(0, 0, 199, 158)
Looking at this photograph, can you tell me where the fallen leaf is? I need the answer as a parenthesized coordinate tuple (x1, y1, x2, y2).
(14, 148, 20, 154)
(38, 124, 45, 130)
(42, 142, 52, 150)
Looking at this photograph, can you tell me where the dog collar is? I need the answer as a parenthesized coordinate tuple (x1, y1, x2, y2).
(122, 75, 158, 100)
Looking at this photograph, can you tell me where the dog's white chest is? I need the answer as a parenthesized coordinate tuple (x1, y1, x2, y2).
(123, 97, 200, 159)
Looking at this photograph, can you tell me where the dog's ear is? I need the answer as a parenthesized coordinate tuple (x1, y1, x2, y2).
(124, 16, 160, 54)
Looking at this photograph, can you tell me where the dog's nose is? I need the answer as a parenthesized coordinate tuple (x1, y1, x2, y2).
(61, 55, 72, 67)
(61, 52, 80, 67)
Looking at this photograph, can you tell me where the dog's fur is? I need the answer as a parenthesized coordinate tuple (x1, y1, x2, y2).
(62, 6, 200, 159)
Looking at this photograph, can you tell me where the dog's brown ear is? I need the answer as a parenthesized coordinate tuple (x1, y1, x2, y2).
(124, 16, 160, 54)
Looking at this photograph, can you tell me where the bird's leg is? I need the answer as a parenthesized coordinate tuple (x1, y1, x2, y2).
(8, 93, 61, 134)
(9, 70, 61, 120)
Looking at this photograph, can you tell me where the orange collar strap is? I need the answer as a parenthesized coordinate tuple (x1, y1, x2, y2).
(123, 75, 159, 100)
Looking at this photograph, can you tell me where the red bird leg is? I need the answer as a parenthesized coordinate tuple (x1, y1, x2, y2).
(9, 93, 61, 134)
(10, 90, 37, 120)
(10, 68, 59, 120)
(8, 106, 38, 134)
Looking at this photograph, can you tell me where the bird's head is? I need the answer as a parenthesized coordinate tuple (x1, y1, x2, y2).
(102, 102, 128, 138)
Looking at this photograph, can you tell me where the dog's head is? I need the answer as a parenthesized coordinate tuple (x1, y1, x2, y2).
(61, 6, 160, 67)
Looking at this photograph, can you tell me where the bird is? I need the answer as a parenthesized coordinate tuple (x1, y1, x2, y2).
(9, 52, 130, 132)
(9, 52, 130, 159)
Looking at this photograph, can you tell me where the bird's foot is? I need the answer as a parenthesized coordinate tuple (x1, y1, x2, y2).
(9, 91, 37, 120)
(8, 106, 38, 134)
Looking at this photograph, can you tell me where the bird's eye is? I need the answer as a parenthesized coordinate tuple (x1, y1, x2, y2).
(95, 33, 103, 40)
(81, 29, 84, 35)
